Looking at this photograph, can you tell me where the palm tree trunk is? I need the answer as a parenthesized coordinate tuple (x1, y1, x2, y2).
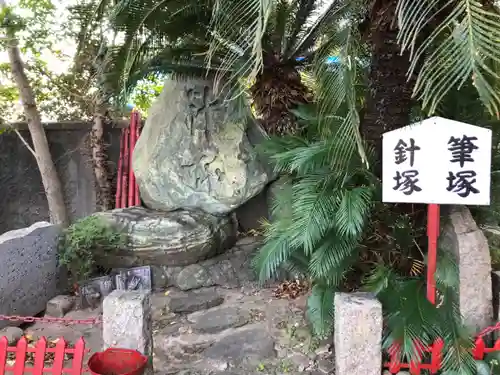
(361, 0, 416, 172)
(251, 63, 311, 136)
(3, 11, 69, 226)
(91, 113, 113, 210)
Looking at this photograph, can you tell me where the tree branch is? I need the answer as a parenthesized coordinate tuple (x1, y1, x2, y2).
(11, 126, 36, 157)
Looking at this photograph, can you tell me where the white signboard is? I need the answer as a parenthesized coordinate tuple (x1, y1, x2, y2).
(382, 116, 492, 205)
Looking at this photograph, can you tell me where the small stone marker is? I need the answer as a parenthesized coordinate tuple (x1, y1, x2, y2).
(334, 292, 382, 375)
(103, 290, 153, 373)
(442, 207, 493, 331)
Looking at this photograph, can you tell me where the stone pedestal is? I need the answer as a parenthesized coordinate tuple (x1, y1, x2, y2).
(334, 292, 382, 375)
(103, 290, 153, 373)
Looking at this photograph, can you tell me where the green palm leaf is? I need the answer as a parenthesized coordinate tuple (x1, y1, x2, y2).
(334, 186, 373, 238)
(397, 0, 500, 114)
(307, 284, 334, 337)
(308, 233, 360, 284)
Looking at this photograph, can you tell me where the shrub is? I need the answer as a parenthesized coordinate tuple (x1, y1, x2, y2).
(58, 215, 127, 283)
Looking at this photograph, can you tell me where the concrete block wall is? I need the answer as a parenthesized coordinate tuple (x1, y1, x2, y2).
(0, 121, 125, 234)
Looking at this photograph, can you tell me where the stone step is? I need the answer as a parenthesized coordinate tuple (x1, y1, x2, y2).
(167, 287, 224, 314)
(186, 305, 250, 334)
(156, 323, 276, 372)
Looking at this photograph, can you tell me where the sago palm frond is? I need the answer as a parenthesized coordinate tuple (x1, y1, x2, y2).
(312, 12, 369, 167)
(365, 251, 476, 375)
(207, 0, 274, 92)
(397, 0, 500, 114)
(207, 0, 347, 93)
(306, 283, 335, 338)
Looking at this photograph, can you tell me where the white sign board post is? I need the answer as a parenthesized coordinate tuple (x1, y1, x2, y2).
(382, 116, 492, 304)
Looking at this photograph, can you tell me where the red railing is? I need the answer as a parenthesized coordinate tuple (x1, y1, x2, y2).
(0, 336, 86, 375)
(116, 110, 141, 209)
(384, 321, 500, 374)
(385, 339, 443, 375)
(0, 315, 100, 375)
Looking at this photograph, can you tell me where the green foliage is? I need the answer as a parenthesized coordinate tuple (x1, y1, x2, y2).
(397, 0, 500, 115)
(365, 251, 475, 375)
(254, 96, 477, 374)
(253, 104, 377, 338)
(127, 74, 164, 116)
(58, 216, 126, 283)
(476, 351, 500, 375)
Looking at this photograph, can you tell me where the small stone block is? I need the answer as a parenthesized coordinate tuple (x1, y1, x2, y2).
(103, 290, 153, 359)
(45, 295, 75, 317)
(334, 292, 382, 375)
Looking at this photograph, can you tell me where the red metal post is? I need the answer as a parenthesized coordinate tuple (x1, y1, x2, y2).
(134, 113, 141, 206)
(127, 111, 136, 207)
(70, 337, 86, 375)
(121, 128, 130, 209)
(473, 337, 486, 360)
(32, 337, 47, 375)
(128, 111, 138, 207)
(115, 129, 125, 208)
(430, 339, 444, 373)
(52, 338, 66, 375)
(0, 336, 7, 374)
(427, 204, 440, 304)
(13, 337, 27, 375)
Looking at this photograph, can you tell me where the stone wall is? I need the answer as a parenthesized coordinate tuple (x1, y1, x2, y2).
(0, 121, 126, 234)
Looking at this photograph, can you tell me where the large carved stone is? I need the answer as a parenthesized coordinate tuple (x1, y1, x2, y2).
(95, 207, 238, 268)
(132, 77, 272, 215)
(0, 222, 61, 329)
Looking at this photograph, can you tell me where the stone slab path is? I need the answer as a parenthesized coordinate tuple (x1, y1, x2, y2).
(21, 284, 334, 374)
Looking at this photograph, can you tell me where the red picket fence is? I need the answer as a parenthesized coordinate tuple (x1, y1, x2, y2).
(0, 336, 86, 375)
(116, 110, 142, 209)
(385, 339, 444, 375)
(384, 321, 500, 374)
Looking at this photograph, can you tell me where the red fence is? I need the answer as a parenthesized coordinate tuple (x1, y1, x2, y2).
(0, 336, 86, 375)
(384, 321, 500, 374)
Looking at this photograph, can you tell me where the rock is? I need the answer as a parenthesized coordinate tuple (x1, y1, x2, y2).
(288, 352, 311, 372)
(316, 358, 335, 374)
(0, 327, 24, 345)
(176, 264, 211, 291)
(168, 288, 224, 313)
(334, 292, 382, 375)
(0, 222, 61, 329)
(96, 207, 238, 267)
(149, 237, 261, 291)
(235, 190, 269, 232)
(187, 306, 249, 333)
(203, 325, 275, 365)
(45, 295, 75, 317)
(441, 206, 493, 331)
(132, 77, 273, 215)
